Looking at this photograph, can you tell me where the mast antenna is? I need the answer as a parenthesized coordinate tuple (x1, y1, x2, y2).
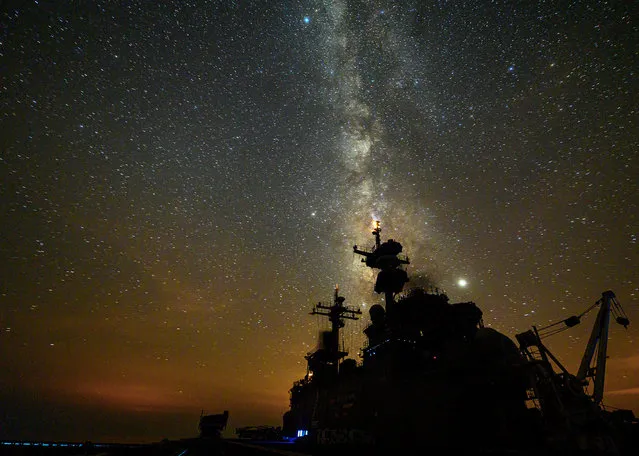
(306, 286, 362, 374)
(353, 220, 410, 308)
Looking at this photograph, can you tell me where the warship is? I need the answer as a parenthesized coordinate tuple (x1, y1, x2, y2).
(282, 221, 637, 454)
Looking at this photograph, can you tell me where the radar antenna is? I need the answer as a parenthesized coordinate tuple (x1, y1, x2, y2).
(311, 285, 362, 339)
(353, 220, 410, 308)
(306, 285, 362, 376)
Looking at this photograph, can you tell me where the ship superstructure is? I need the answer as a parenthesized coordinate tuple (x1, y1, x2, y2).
(283, 221, 637, 454)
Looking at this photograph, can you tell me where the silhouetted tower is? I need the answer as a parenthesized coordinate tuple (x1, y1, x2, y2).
(576, 290, 629, 404)
(353, 220, 410, 309)
(306, 286, 362, 377)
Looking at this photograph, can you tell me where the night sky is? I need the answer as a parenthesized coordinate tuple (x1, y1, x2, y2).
(1, 0, 638, 444)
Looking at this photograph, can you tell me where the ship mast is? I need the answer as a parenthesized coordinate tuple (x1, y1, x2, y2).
(353, 220, 410, 309)
(311, 285, 362, 352)
(372, 220, 381, 249)
(306, 285, 362, 377)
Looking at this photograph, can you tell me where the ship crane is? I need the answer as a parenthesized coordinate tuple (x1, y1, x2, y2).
(516, 290, 630, 405)
(516, 291, 632, 452)
(519, 290, 630, 405)
(576, 291, 630, 404)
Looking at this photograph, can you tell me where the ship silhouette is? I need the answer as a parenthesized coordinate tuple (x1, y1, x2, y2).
(282, 221, 638, 455)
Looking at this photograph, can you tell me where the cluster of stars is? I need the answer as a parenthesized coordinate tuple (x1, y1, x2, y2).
(0, 0, 637, 443)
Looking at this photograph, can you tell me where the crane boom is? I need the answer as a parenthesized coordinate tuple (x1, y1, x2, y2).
(576, 290, 628, 404)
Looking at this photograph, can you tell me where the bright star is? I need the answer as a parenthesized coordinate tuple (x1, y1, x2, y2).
(303, 16, 310, 24)
(458, 279, 468, 287)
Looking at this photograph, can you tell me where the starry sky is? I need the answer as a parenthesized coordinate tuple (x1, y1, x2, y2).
(1, 0, 638, 444)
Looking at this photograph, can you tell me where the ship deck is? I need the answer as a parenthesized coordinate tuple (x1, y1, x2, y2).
(3, 438, 634, 456)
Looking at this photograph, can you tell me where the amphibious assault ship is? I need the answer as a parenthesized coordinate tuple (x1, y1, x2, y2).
(282, 221, 637, 454)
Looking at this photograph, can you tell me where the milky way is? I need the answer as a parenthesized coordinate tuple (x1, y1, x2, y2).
(1, 0, 637, 443)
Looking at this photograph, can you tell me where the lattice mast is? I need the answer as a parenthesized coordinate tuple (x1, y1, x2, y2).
(310, 285, 362, 358)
